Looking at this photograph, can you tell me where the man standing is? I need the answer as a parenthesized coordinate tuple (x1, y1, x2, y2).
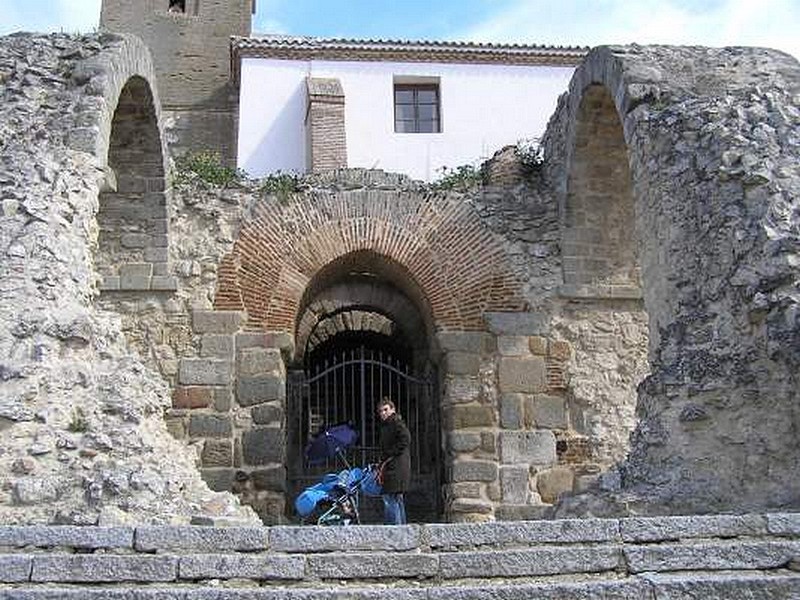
(377, 398, 411, 525)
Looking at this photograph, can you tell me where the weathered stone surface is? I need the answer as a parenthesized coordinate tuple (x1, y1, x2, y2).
(625, 541, 800, 573)
(251, 467, 286, 491)
(201, 439, 233, 467)
(485, 312, 548, 335)
(179, 359, 233, 386)
(436, 332, 493, 354)
(430, 580, 650, 600)
(498, 356, 547, 393)
(178, 554, 303, 580)
(439, 546, 619, 578)
(271, 525, 420, 552)
(444, 352, 481, 375)
(31, 555, 177, 582)
(426, 519, 618, 548)
(442, 376, 482, 405)
(497, 336, 530, 356)
(200, 334, 234, 358)
(0, 555, 33, 583)
(500, 466, 529, 503)
(621, 514, 767, 542)
(447, 432, 481, 453)
(251, 403, 284, 425)
(0, 526, 133, 549)
(529, 394, 568, 429)
(134, 526, 269, 552)
(238, 347, 283, 376)
(188, 414, 232, 438)
(642, 572, 800, 600)
(242, 428, 285, 465)
(452, 460, 498, 482)
(500, 393, 525, 429)
(444, 405, 495, 429)
(237, 375, 285, 407)
(537, 467, 575, 503)
(767, 513, 800, 536)
(307, 552, 438, 579)
(192, 311, 245, 334)
(499, 430, 557, 465)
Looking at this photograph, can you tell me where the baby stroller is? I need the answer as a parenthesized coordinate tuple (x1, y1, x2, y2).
(295, 424, 382, 525)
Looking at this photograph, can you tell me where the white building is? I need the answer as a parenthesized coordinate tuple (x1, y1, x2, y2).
(233, 36, 585, 181)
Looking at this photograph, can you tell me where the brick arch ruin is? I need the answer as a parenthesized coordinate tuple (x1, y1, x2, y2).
(214, 189, 527, 334)
(548, 45, 800, 513)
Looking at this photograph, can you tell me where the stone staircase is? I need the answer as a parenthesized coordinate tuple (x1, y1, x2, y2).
(0, 513, 798, 598)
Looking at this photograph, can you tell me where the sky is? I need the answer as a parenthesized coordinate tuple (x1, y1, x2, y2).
(0, 0, 797, 60)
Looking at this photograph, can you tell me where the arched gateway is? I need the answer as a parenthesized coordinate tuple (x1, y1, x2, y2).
(209, 178, 527, 522)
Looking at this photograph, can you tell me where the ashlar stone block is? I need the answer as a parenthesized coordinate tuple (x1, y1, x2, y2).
(445, 405, 495, 429)
(237, 375, 285, 407)
(500, 466, 530, 504)
(528, 394, 568, 429)
(536, 466, 575, 503)
(238, 347, 283, 376)
(179, 359, 232, 386)
(497, 336, 530, 356)
(242, 428, 285, 465)
(500, 393, 525, 429)
(452, 460, 498, 482)
(192, 310, 245, 334)
(444, 352, 481, 375)
(498, 356, 546, 393)
(500, 430, 556, 466)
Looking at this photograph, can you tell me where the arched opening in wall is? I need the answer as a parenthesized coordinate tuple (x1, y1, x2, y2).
(287, 250, 441, 523)
(562, 84, 640, 295)
(559, 83, 650, 473)
(96, 76, 170, 296)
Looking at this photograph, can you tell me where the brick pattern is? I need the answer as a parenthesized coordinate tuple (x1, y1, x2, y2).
(306, 77, 347, 172)
(213, 189, 526, 332)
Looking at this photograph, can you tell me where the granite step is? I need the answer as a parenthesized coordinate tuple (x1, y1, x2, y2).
(0, 513, 796, 598)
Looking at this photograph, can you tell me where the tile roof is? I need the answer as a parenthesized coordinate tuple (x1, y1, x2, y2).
(231, 34, 588, 81)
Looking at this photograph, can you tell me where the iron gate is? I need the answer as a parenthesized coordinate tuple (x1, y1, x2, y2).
(287, 346, 440, 522)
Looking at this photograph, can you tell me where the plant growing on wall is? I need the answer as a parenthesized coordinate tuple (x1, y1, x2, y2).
(429, 164, 486, 191)
(173, 150, 244, 186)
(259, 171, 302, 203)
(515, 137, 545, 180)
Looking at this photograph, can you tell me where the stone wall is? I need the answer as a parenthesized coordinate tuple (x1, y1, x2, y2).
(544, 45, 800, 514)
(0, 32, 256, 525)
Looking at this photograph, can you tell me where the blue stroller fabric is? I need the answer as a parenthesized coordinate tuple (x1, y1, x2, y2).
(295, 466, 382, 520)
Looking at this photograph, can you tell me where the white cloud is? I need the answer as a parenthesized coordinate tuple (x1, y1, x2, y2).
(457, 0, 799, 59)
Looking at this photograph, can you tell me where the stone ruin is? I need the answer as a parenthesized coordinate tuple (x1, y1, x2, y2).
(0, 31, 798, 527)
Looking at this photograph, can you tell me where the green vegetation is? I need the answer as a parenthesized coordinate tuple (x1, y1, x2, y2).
(429, 164, 485, 191)
(515, 137, 545, 180)
(173, 150, 243, 186)
(260, 170, 302, 203)
(67, 407, 88, 433)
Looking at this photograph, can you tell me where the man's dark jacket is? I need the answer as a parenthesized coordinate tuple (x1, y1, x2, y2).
(378, 413, 411, 493)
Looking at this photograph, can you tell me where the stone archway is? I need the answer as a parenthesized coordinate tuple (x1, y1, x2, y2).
(195, 178, 532, 522)
(548, 45, 800, 514)
(288, 249, 441, 522)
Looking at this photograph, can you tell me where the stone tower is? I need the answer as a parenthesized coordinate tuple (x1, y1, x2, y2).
(99, 0, 254, 163)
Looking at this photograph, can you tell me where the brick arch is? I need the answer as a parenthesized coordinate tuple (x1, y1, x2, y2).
(78, 34, 172, 292)
(213, 188, 526, 332)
